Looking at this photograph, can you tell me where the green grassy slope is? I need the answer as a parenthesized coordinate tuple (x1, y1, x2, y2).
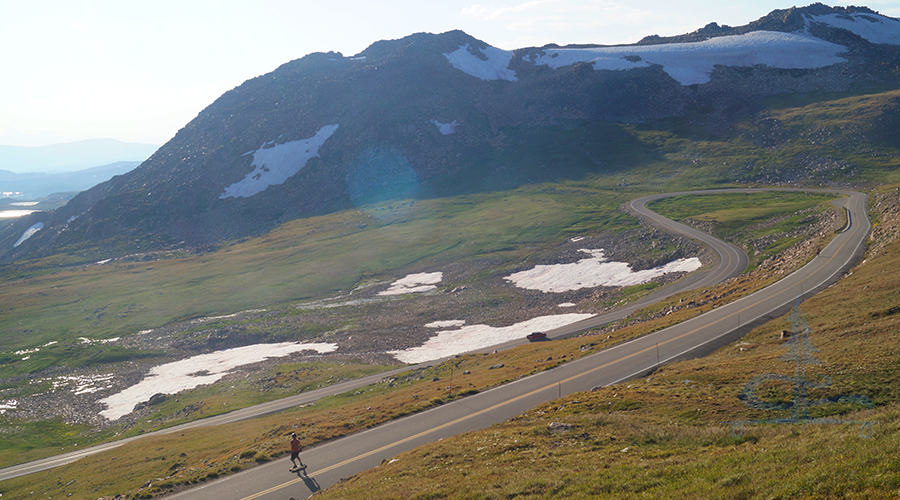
(0, 186, 885, 499)
(316, 186, 900, 500)
(0, 187, 628, 369)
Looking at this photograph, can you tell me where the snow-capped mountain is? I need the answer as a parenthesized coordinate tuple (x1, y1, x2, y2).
(3, 4, 899, 261)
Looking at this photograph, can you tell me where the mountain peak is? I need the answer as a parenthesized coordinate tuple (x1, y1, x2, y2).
(3, 4, 898, 263)
(637, 3, 892, 45)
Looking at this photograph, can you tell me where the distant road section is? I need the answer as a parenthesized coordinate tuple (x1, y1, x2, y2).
(0, 189, 869, 500)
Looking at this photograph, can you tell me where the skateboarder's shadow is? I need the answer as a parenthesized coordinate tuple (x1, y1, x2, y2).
(293, 467, 320, 493)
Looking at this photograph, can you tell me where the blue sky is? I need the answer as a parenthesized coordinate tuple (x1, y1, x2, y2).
(1, 0, 898, 147)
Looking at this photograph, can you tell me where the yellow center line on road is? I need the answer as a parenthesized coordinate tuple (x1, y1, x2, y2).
(244, 304, 732, 499)
(241, 280, 777, 499)
(240, 371, 567, 498)
(242, 194, 863, 500)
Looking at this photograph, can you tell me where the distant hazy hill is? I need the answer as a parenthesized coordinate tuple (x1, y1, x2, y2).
(0, 139, 158, 173)
(0, 161, 142, 199)
(2, 3, 899, 262)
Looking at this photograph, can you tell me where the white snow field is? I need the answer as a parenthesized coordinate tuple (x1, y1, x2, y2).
(220, 124, 339, 199)
(388, 248, 702, 362)
(0, 400, 17, 414)
(379, 272, 443, 296)
(389, 313, 593, 364)
(810, 12, 900, 45)
(505, 249, 702, 293)
(431, 119, 459, 135)
(424, 320, 467, 328)
(13, 222, 43, 247)
(531, 31, 847, 85)
(443, 43, 518, 81)
(98, 341, 337, 421)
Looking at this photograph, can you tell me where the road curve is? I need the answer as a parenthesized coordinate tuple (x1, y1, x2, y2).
(0, 189, 747, 483)
(0, 189, 869, 498)
(160, 188, 868, 500)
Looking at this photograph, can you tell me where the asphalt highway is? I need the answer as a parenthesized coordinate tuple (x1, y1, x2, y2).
(165, 188, 868, 500)
(0, 189, 869, 500)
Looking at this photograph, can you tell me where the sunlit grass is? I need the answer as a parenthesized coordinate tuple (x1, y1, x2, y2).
(0, 185, 631, 366)
(0, 186, 872, 499)
(318, 232, 900, 499)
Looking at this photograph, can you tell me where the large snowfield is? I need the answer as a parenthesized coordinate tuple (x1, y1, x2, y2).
(811, 12, 900, 45)
(530, 31, 846, 85)
(389, 313, 594, 364)
(505, 249, 702, 292)
(99, 341, 337, 421)
(13, 222, 43, 247)
(219, 124, 339, 199)
(444, 12, 900, 86)
(444, 43, 518, 81)
(379, 272, 444, 296)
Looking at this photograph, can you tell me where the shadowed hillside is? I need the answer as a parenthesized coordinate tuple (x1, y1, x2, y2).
(3, 4, 900, 263)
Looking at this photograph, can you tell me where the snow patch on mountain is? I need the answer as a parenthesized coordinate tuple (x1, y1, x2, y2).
(444, 44, 517, 81)
(505, 248, 702, 293)
(379, 272, 443, 296)
(432, 120, 459, 135)
(531, 31, 847, 85)
(425, 320, 467, 328)
(14, 222, 43, 247)
(220, 124, 339, 199)
(98, 341, 338, 421)
(0, 400, 17, 414)
(389, 313, 593, 363)
(809, 13, 900, 45)
(45, 374, 116, 396)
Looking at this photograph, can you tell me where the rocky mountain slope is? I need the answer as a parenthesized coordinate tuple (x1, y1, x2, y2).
(3, 3, 899, 262)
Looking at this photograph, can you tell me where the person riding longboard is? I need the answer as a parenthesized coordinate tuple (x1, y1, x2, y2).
(289, 432, 305, 471)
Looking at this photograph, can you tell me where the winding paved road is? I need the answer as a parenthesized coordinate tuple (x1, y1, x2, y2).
(0, 189, 870, 500)
(167, 189, 869, 500)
